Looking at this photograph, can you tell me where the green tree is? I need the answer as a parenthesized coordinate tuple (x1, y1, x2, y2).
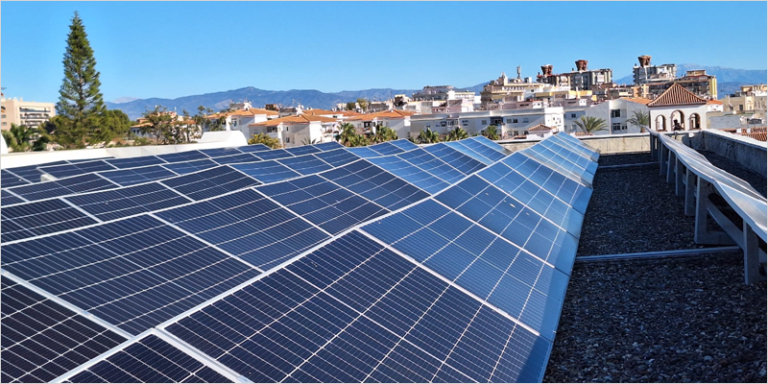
(1, 124, 38, 152)
(373, 125, 398, 143)
(482, 125, 500, 140)
(338, 122, 357, 147)
(417, 128, 441, 144)
(54, 12, 108, 148)
(248, 133, 281, 149)
(626, 110, 650, 133)
(356, 98, 368, 112)
(345, 101, 357, 111)
(140, 106, 178, 144)
(301, 137, 320, 145)
(574, 116, 608, 135)
(348, 133, 370, 147)
(445, 127, 468, 141)
(102, 109, 132, 141)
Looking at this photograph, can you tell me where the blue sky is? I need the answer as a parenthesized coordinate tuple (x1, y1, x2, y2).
(2, 1, 766, 103)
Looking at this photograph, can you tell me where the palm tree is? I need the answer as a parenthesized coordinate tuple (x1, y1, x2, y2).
(337, 122, 357, 146)
(301, 137, 320, 145)
(248, 133, 281, 149)
(373, 125, 398, 143)
(348, 133, 370, 147)
(573, 116, 608, 135)
(626, 110, 650, 133)
(1, 124, 38, 152)
(445, 127, 468, 141)
(417, 128, 440, 144)
(482, 125, 500, 140)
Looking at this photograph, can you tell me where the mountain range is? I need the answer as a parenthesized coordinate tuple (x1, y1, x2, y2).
(108, 64, 766, 120)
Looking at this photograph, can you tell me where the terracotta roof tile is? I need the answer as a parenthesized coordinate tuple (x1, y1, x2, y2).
(707, 100, 724, 105)
(249, 114, 338, 127)
(647, 83, 708, 107)
(528, 124, 553, 132)
(345, 110, 417, 122)
(620, 97, 653, 105)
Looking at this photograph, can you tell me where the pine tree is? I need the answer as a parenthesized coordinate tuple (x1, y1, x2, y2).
(55, 12, 108, 148)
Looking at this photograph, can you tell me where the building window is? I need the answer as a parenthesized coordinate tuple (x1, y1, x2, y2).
(481, 120, 487, 125)
(506, 119, 512, 123)
(522, 118, 529, 123)
(512, 119, 518, 123)
(612, 123, 621, 131)
(286, 137, 290, 143)
(571, 113, 576, 118)
(610, 109, 621, 118)
(462, 120, 468, 126)
(739, 105, 744, 111)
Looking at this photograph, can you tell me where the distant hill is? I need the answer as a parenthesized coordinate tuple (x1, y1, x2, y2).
(614, 64, 767, 93)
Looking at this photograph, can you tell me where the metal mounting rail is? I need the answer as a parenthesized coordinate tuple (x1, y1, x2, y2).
(576, 246, 742, 263)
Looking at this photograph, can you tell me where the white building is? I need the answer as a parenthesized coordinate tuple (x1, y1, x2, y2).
(248, 114, 338, 148)
(409, 107, 564, 139)
(580, 97, 652, 135)
(412, 85, 476, 102)
(205, 102, 279, 137)
(344, 110, 417, 139)
(647, 83, 708, 131)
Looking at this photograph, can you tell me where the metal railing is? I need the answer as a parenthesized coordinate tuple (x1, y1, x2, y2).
(648, 129, 767, 284)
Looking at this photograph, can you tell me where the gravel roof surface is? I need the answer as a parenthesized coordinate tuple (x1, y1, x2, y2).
(697, 150, 767, 197)
(577, 154, 701, 256)
(544, 253, 767, 383)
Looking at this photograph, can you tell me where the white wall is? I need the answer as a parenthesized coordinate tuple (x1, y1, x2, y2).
(582, 99, 649, 135)
(649, 104, 709, 131)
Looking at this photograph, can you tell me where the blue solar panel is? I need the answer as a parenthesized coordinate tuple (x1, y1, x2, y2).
(211, 153, 261, 165)
(230, 161, 302, 183)
(1, 189, 25, 206)
(278, 155, 333, 175)
(367, 156, 449, 194)
(442, 141, 496, 164)
(256, 148, 294, 160)
(320, 160, 430, 210)
(1, 169, 30, 187)
(106, 156, 166, 169)
(459, 139, 507, 162)
(424, 143, 487, 175)
(0, 276, 126, 383)
(156, 189, 330, 270)
(161, 166, 260, 201)
(0, 215, 260, 334)
(66, 335, 232, 383)
(38, 160, 117, 178)
(313, 148, 360, 167)
(553, 133, 599, 160)
(236, 143, 272, 153)
(65, 182, 191, 222)
(3, 161, 69, 184)
(549, 134, 599, 162)
(256, 175, 388, 234)
(158, 150, 209, 162)
(522, 146, 594, 186)
(471, 135, 508, 153)
(388, 139, 420, 151)
(162, 159, 219, 175)
(368, 141, 404, 156)
(200, 147, 242, 157)
(398, 149, 467, 184)
(286, 145, 322, 156)
(345, 146, 381, 158)
(8, 174, 118, 202)
(1, 198, 99, 242)
(312, 141, 344, 151)
(98, 165, 178, 187)
(538, 139, 597, 174)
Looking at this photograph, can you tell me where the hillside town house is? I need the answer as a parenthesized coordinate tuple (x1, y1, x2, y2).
(344, 110, 417, 139)
(248, 114, 338, 147)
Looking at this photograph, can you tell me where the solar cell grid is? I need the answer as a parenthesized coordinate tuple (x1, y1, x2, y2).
(8, 174, 118, 202)
(366, 156, 449, 194)
(387, 139, 420, 151)
(236, 143, 272, 153)
(98, 165, 178, 187)
(518, 148, 593, 187)
(256, 175, 389, 234)
(442, 141, 496, 165)
(0, 276, 126, 383)
(311, 141, 344, 151)
(229, 161, 302, 184)
(345, 146, 381, 158)
(538, 140, 597, 174)
(162, 159, 219, 175)
(278, 155, 334, 175)
(286, 145, 322, 156)
(3, 161, 70, 184)
(255, 148, 294, 160)
(157, 150, 209, 163)
(66, 334, 232, 383)
(1, 189, 26, 206)
(1, 198, 99, 243)
(106, 156, 166, 169)
(0, 215, 261, 334)
(397, 149, 466, 185)
(161, 166, 260, 201)
(155, 189, 331, 270)
(65, 182, 191, 222)
(2, 169, 30, 188)
(423, 144, 487, 175)
(502, 154, 592, 213)
(313, 148, 361, 168)
(39, 160, 117, 179)
(210, 153, 261, 165)
(549, 134, 599, 161)
(471, 136, 509, 154)
(199, 148, 242, 157)
(368, 142, 404, 156)
(459, 139, 507, 162)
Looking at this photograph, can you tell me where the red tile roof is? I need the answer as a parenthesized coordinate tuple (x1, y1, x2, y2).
(647, 83, 708, 107)
(528, 124, 553, 132)
(345, 110, 417, 122)
(707, 100, 724, 105)
(249, 114, 338, 127)
(620, 97, 652, 105)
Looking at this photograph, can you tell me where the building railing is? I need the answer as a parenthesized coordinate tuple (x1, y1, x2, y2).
(648, 129, 767, 284)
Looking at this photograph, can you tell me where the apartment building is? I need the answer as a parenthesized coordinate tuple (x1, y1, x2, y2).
(580, 97, 651, 135)
(409, 107, 564, 139)
(1, 96, 56, 130)
(344, 110, 417, 138)
(412, 85, 475, 102)
(205, 102, 279, 137)
(248, 114, 338, 147)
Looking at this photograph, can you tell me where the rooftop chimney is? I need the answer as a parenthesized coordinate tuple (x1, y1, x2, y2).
(575, 59, 588, 71)
(638, 55, 651, 67)
(516, 66, 522, 79)
(541, 65, 553, 76)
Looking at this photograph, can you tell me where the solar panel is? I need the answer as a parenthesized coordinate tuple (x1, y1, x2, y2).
(311, 141, 344, 151)
(367, 156, 449, 194)
(471, 136, 509, 154)
(38, 160, 117, 179)
(256, 175, 388, 234)
(345, 146, 381, 158)
(199, 147, 242, 157)
(158, 150, 209, 163)
(443, 141, 497, 165)
(549, 134, 599, 162)
(106, 156, 166, 169)
(163, 159, 219, 175)
(161, 166, 260, 201)
(388, 139, 420, 151)
(155, 189, 330, 270)
(68, 157, 114, 163)
(0, 276, 126, 383)
(313, 148, 361, 167)
(368, 141, 405, 156)
(423, 143, 487, 175)
(212, 153, 261, 165)
(285, 145, 322, 156)
(65, 334, 232, 383)
(278, 155, 333, 175)
(519, 148, 593, 187)
(0, 215, 261, 335)
(1, 198, 99, 242)
(2, 169, 30, 188)
(229, 161, 302, 184)
(98, 165, 178, 187)
(1, 189, 25, 206)
(255, 148, 294, 160)
(555, 133, 600, 158)
(166, 230, 552, 383)
(7, 174, 118, 202)
(459, 139, 507, 162)
(538, 139, 597, 174)
(398, 149, 467, 184)
(320, 160, 430, 210)
(65, 182, 191, 222)
(236, 143, 272, 153)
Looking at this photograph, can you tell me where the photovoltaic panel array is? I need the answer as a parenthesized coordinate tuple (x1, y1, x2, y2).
(1, 134, 599, 383)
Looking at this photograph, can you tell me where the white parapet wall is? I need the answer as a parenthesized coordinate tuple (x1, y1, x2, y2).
(0, 131, 249, 169)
